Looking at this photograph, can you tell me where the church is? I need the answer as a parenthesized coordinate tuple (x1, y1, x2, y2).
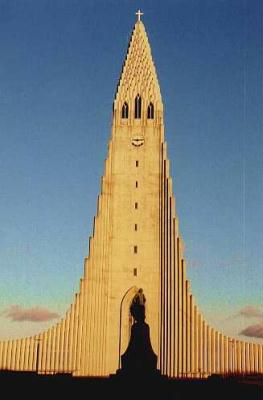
(0, 11, 262, 378)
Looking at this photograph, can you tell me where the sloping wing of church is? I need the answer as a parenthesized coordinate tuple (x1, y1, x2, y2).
(0, 13, 262, 378)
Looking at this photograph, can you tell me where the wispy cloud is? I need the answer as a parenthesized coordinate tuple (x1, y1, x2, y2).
(187, 259, 202, 268)
(224, 305, 263, 339)
(233, 305, 263, 339)
(238, 305, 263, 319)
(225, 305, 263, 321)
(2, 305, 60, 322)
(186, 253, 247, 270)
(239, 324, 263, 339)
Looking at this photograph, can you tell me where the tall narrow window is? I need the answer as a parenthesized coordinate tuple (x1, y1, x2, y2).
(134, 246, 138, 254)
(135, 181, 138, 188)
(147, 102, 154, 119)
(133, 268, 137, 276)
(135, 202, 138, 209)
(136, 160, 139, 167)
(121, 102, 129, 119)
(135, 224, 138, 231)
(135, 94, 141, 119)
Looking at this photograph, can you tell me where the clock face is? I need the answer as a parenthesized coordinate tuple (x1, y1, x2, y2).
(131, 135, 144, 147)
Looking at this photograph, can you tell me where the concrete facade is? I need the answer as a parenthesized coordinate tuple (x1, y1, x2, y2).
(0, 17, 262, 378)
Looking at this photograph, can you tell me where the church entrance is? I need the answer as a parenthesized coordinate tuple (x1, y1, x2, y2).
(118, 286, 138, 368)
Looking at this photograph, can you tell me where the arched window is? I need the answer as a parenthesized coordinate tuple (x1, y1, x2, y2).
(147, 102, 154, 119)
(135, 94, 141, 119)
(121, 102, 129, 119)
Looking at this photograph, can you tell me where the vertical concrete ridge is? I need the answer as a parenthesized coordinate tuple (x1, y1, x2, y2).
(159, 142, 263, 377)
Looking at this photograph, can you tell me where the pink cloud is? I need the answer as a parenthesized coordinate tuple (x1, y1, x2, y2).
(239, 323, 263, 339)
(239, 306, 263, 319)
(2, 305, 60, 322)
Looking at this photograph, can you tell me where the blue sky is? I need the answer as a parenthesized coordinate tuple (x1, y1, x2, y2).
(0, 0, 262, 342)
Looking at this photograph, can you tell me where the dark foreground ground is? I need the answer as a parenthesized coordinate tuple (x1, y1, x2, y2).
(0, 371, 262, 400)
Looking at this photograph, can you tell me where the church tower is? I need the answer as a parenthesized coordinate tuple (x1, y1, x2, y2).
(80, 14, 166, 375)
(0, 12, 262, 378)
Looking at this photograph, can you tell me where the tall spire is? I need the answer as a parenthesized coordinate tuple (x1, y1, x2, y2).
(114, 16, 162, 112)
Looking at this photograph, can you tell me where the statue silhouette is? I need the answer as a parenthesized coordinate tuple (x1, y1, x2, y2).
(120, 289, 157, 375)
(130, 288, 146, 323)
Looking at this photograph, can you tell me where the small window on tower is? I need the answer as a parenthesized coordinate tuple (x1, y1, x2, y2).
(135, 202, 138, 209)
(135, 94, 142, 119)
(136, 160, 139, 167)
(134, 246, 138, 254)
(147, 102, 154, 119)
(135, 224, 138, 231)
(135, 181, 138, 188)
(133, 268, 137, 276)
(121, 102, 129, 119)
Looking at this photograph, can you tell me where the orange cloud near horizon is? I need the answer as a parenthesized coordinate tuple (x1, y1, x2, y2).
(240, 323, 263, 339)
(239, 305, 263, 319)
(2, 305, 60, 322)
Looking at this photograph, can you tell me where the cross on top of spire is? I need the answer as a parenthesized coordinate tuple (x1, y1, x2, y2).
(136, 9, 144, 22)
